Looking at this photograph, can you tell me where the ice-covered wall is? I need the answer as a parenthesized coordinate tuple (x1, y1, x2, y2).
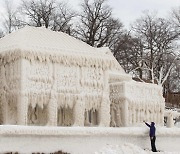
(0, 53, 165, 127)
(0, 60, 22, 125)
(0, 55, 112, 126)
(110, 80, 165, 127)
(26, 60, 110, 126)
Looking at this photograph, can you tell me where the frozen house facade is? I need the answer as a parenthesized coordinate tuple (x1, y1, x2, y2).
(0, 26, 165, 127)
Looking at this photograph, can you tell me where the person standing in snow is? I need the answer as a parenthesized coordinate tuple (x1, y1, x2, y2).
(143, 121, 157, 152)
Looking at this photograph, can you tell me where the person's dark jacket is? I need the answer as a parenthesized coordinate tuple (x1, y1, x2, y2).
(145, 122, 156, 137)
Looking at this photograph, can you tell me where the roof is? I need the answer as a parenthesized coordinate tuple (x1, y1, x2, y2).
(0, 26, 102, 54)
(0, 26, 127, 73)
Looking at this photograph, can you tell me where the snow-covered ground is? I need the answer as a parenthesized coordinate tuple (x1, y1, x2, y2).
(95, 143, 179, 154)
(0, 125, 180, 136)
(0, 125, 180, 154)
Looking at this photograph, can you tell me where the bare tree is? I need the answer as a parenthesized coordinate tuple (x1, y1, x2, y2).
(20, 0, 76, 35)
(0, 29, 4, 38)
(168, 59, 180, 92)
(113, 33, 144, 78)
(131, 12, 179, 85)
(51, 2, 76, 34)
(1, 0, 20, 33)
(76, 0, 124, 47)
(20, 0, 56, 28)
(171, 6, 180, 28)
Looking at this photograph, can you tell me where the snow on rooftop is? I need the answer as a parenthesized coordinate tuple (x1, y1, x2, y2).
(0, 26, 127, 73)
(0, 26, 107, 55)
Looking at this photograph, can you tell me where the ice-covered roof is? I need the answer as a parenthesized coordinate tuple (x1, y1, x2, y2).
(0, 26, 104, 54)
(0, 26, 127, 73)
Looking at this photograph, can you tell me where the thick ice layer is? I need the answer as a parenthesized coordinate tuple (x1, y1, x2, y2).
(0, 26, 98, 53)
(0, 126, 180, 153)
(0, 26, 126, 73)
(110, 81, 165, 127)
(0, 125, 180, 136)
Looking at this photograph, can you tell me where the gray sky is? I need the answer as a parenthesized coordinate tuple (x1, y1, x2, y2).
(67, 0, 180, 27)
(0, 0, 180, 28)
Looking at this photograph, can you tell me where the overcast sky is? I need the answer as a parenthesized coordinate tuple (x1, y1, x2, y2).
(0, 0, 179, 29)
(68, 0, 180, 28)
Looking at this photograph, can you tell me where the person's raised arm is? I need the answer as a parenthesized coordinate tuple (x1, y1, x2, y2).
(143, 120, 150, 127)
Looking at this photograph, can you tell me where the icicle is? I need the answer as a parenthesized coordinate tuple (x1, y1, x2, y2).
(31, 99, 36, 109)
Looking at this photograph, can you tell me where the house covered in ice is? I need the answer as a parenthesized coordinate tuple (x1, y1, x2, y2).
(0, 26, 165, 127)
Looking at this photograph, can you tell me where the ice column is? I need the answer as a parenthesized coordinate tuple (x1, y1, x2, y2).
(116, 105, 121, 127)
(2, 93, 9, 124)
(160, 104, 165, 126)
(47, 91, 58, 126)
(47, 63, 58, 126)
(73, 94, 85, 126)
(17, 59, 28, 125)
(167, 112, 174, 128)
(99, 71, 110, 127)
(1, 66, 8, 124)
(122, 100, 129, 126)
(17, 94, 28, 125)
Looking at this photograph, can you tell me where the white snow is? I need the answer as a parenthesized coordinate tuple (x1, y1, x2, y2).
(0, 26, 98, 53)
(0, 125, 180, 136)
(95, 143, 179, 154)
(0, 125, 180, 153)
